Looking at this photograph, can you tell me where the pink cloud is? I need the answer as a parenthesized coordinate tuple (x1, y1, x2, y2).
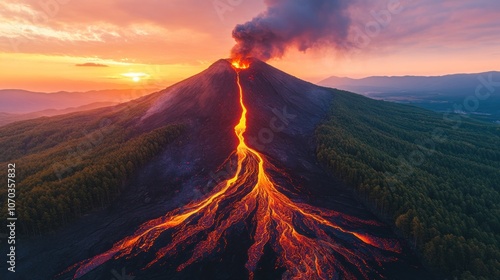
(346, 0, 500, 54)
(0, 0, 498, 69)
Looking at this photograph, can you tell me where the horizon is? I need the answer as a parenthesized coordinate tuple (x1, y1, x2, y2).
(1, 0, 499, 91)
(2, 62, 499, 94)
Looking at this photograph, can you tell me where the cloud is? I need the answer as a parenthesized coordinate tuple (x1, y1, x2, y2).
(231, 0, 353, 61)
(0, 0, 499, 66)
(346, 0, 500, 53)
(0, 0, 265, 64)
(76, 62, 109, 67)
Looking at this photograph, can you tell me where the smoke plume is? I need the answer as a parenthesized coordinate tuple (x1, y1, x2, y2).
(231, 0, 352, 61)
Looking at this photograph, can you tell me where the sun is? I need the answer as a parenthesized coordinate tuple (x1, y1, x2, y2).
(122, 72, 148, 83)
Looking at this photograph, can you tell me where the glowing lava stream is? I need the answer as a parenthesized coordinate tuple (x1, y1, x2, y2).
(65, 61, 401, 280)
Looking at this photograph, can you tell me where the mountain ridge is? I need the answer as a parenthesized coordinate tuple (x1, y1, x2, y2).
(0, 88, 157, 114)
(320, 71, 500, 86)
(319, 71, 500, 123)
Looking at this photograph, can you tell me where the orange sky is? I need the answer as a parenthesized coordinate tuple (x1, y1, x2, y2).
(0, 0, 499, 92)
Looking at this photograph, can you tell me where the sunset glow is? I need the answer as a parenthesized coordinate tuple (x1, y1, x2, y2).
(0, 0, 498, 91)
(121, 72, 148, 83)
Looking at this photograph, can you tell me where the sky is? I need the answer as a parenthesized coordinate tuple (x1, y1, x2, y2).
(0, 0, 499, 92)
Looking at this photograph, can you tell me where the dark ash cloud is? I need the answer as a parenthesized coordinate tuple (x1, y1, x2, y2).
(231, 0, 353, 60)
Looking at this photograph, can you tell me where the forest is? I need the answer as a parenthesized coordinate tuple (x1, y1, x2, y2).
(316, 90, 500, 279)
(0, 102, 184, 235)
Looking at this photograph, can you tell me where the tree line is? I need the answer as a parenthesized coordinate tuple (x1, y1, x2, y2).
(316, 90, 500, 279)
(0, 103, 184, 235)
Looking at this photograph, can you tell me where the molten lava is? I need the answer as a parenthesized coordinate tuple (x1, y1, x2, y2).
(232, 57, 250, 69)
(64, 60, 401, 280)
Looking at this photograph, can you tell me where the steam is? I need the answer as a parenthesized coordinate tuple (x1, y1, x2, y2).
(231, 0, 352, 60)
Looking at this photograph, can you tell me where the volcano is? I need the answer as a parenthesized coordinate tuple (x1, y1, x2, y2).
(7, 59, 431, 280)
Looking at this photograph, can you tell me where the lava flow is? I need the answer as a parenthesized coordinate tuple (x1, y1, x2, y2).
(64, 60, 401, 280)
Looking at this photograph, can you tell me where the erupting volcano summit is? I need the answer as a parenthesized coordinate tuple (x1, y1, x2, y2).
(59, 59, 410, 280)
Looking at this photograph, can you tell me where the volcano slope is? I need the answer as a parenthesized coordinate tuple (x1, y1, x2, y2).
(1, 59, 431, 280)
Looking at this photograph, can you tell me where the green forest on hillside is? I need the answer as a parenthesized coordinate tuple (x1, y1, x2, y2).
(316, 90, 500, 279)
(0, 104, 184, 235)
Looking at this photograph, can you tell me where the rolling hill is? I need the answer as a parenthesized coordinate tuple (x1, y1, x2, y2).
(0, 88, 157, 114)
(316, 89, 500, 279)
(319, 72, 500, 123)
(0, 102, 119, 127)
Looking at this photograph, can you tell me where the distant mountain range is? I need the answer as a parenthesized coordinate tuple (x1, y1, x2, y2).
(0, 102, 119, 127)
(0, 88, 158, 114)
(319, 71, 500, 96)
(0, 88, 158, 126)
(319, 72, 500, 123)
